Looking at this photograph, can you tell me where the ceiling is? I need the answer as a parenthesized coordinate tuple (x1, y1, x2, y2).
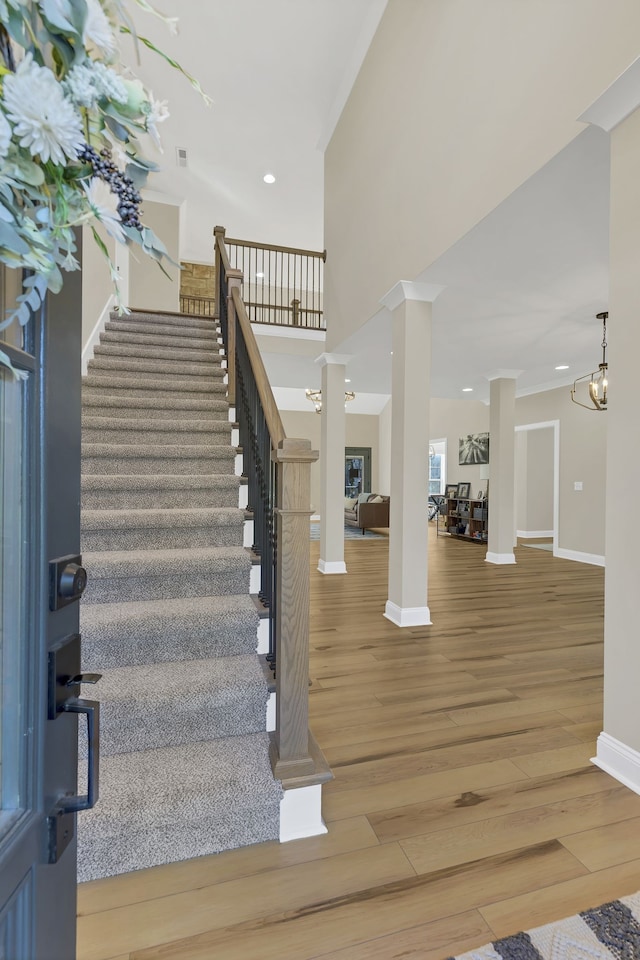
(124, 2, 612, 411)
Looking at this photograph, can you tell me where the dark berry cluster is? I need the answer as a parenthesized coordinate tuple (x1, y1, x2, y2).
(78, 144, 143, 230)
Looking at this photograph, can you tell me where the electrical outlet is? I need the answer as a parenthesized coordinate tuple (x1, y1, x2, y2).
(574, 481, 583, 491)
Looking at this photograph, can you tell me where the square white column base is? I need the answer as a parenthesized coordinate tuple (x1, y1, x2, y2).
(280, 784, 328, 842)
(592, 732, 640, 795)
(485, 551, 516, 565)
(318, 559, 347, 575)
(384, 601, 432, 627)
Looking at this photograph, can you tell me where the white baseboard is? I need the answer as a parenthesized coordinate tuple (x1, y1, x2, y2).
(228, 406, 236, 423)
(280, 784, 327, 842)
(318, 559, 347, 575)
(555, 547, 605, 567)
(231, 427, 239, 446)
(238, 485, 248, 510)
(235, 453, 243, 476)
(592, 732, 640, 795)
(517, 530, 554, 539)
(384, 600, 432, 627)
(485, 551, 516, 565)
(81, 295, 115, 375)
(250, 565, 261, 594)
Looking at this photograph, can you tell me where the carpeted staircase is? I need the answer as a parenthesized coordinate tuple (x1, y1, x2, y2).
(77, 309, 282, 883)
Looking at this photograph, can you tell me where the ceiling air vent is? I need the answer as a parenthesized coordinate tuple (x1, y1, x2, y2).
(176, 147, 188, 168)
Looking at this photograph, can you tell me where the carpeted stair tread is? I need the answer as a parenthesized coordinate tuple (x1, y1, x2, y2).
(81, 394, 229, 420)
(83, 506, 242, 530)
(116, 310, 217, 331)
(82, 444, 236, 480)
(87, 655, 268, 757)
(77, 732, 282, 881)
(102, 327, 220, 348)
(81, 506, 244, 550)
(87, 356, 225, 379)
(82, 545, 252, 602)
(83, 374, 227, 397)
(94, 342, 221, 364)
(81, 473, 241, 509)
(81, 593, 259, 668)
(82, 417, 231, 446)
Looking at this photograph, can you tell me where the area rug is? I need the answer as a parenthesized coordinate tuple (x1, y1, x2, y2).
(450, 892, 640, 960)
(309, 523, 384, 541)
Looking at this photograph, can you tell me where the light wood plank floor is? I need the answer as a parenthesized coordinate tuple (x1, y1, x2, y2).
(78, 529, 640, 960)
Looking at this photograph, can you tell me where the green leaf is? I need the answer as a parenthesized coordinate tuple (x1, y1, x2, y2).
(104, 114, 132, 143)
(40, 0, 77, 34)
(0, 221, 30, 255)
(0, 348, 29, 381)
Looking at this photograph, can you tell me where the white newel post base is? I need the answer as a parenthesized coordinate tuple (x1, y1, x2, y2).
(279, 785, 328, 842)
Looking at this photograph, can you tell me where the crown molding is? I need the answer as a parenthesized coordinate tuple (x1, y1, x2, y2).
(486, 369, 524, 382)
(579, 56, 640, 132)
(380, 280, 445, 312)
(315, 352, 352, 367)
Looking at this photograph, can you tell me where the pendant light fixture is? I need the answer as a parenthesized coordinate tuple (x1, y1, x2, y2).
(570, 311, 609, 411)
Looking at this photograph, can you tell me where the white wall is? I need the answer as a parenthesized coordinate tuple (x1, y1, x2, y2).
(82, 225, 116, 350)
(129, 200, 181, 313)
(324, 0, 640, 350)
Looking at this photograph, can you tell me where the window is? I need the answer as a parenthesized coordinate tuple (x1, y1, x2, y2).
(429, 439, 446, 495)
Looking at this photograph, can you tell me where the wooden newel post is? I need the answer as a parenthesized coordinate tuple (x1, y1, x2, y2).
(213, 225, 225, 322)
(270, 437, 319, 780)
(225, 269, 242, 409)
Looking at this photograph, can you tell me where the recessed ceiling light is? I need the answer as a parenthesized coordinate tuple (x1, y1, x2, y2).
(462, 387, 473, 392)
(263, 173, 276, 184)
(555, 364, 569, 371)
(345, 379, 351, 383)
(256, 272, 264, 279)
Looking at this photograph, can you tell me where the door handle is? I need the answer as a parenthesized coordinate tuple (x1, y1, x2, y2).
(61, 698, 100, 812)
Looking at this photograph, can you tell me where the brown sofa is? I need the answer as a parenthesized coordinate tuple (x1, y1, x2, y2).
(344, 494, 390, 534)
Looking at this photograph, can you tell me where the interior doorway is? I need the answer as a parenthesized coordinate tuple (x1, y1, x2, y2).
(515, 420, 559, 556)
(345, 447, 371, 498)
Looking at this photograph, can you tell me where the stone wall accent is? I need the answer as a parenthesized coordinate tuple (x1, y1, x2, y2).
(180, 262, 216, 301)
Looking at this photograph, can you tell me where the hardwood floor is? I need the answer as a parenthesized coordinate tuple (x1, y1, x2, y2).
(77, 529, 640, 960)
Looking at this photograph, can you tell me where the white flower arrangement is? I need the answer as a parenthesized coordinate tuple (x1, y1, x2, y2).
(0, 0, 210, 376)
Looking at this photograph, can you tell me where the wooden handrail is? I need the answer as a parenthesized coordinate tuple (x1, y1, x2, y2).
(226, 236, 326, 262)
(231, 285, 285, 448)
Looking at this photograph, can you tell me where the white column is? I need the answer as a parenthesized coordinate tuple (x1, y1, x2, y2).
(485, 371, 520, 565)
(593, 101, 640, 790)
(317, 353, 350, 575)
(380, 281, 443, 627)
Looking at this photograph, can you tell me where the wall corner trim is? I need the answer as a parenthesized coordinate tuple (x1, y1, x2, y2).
(592, 732, 640, 795)
(579, 56, 640, 133)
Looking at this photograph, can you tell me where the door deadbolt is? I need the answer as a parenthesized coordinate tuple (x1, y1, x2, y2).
(49, 554, 88, 611)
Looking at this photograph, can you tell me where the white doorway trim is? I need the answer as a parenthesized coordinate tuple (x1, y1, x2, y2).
(515, 419, 560, 557)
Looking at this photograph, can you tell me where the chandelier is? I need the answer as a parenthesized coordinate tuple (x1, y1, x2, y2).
(570, 311, 609, 411)
(305, 388, 355, 413)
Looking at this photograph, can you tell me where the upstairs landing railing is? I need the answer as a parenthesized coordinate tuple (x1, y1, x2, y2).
(214, 226, 329, 787)
(221, 231, 325, 331)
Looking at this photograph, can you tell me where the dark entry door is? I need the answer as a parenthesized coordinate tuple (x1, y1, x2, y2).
(0, 264, 89, 959)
